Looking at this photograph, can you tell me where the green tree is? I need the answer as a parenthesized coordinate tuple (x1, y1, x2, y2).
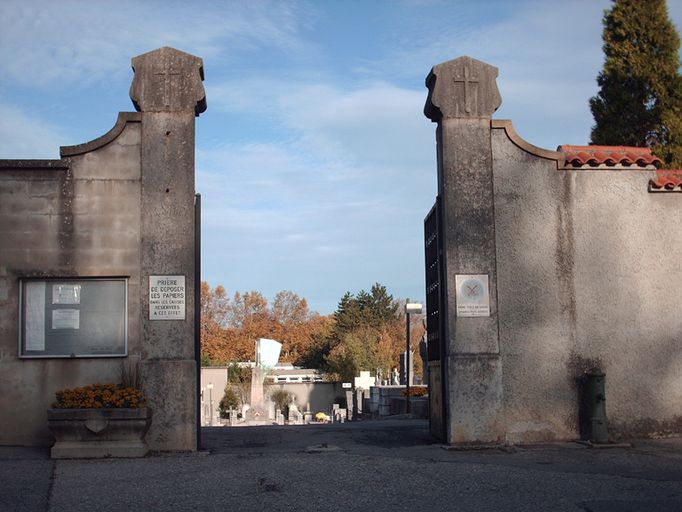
(590, 0, 682, 167)
(218, 385, 239, 417)
(368, 283, 398, 325)
(325, 327, 381, 382)
(269, 388, 293, 416)
(299, 283, 409, 380)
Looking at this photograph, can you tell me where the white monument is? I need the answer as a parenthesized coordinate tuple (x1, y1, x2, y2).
(247, 338, 282, 422)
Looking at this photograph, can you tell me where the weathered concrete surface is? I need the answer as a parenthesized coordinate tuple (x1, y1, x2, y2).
(135, 47, 205, 451)
(425, 55, 681, 445)
(492, 125, 682, 442)
(0, 119, 142, 447)
(425, 57, 505, 444)
(1, 423, 681, 512)
(0, 47, 205, 451)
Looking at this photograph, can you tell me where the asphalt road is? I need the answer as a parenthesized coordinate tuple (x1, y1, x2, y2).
(1, 419, 681, 511)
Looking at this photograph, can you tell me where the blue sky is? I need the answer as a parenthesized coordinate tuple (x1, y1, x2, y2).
(2, 0, 681, 314)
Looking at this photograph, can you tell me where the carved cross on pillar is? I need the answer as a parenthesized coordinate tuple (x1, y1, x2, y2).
(130, 47, 206, 115)
(155, 69, 181, 107)
(452, 65, 479, 114)
(424, 56, 501, 121)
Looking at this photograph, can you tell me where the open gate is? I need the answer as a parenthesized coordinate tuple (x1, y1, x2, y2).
(424, 197, 448, 441)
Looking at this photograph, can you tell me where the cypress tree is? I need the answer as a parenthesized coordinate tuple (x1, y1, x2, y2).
(589, 0, 682, 167)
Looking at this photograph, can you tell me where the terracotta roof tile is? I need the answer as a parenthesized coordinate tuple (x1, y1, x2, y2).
(649, 169, 682, 191)
(558, 145, 662, 168)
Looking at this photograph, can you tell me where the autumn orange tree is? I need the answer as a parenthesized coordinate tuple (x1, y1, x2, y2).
(200, 283, 330, 365)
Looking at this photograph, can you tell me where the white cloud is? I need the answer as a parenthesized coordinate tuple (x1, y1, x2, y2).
(0, 0, 315, 88)
(0, 103, 64, 158)
(366, 0, 610, 148)
(210, 78, 435, 174)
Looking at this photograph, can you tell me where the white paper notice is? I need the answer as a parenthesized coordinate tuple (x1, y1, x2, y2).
(455, 274, 491, 317)
(52, 284, 81, 304)
(25, 282, 46, 351)
(52, 309, 80, 330)
(149, 275, 186, 320)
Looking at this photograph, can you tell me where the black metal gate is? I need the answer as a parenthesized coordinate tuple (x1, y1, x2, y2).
(424, 196, 447, 441)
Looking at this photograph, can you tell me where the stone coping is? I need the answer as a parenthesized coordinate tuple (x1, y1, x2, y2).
(0, 159, 69, 170)
(60, 112, 142, 157)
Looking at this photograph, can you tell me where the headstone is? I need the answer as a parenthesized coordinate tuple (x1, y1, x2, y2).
(288, 402, 299, 423)
(247, 366, 265, 420)
(354, 371, 376, 390)
(354, 388, 364, 419)
(400, 351, 414, 385)
(369, 387, 380, 414)
(345, 390, 354, 420)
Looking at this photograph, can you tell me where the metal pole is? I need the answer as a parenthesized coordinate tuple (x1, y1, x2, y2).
(406, 310, 411, 414)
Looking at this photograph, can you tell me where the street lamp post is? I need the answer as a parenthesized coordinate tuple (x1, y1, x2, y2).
(404, 302, 422, 414)
(207, 383, 214, 426)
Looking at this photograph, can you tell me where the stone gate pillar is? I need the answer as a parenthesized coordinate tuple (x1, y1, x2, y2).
(424, 56, 505, 444)
(130, 47, 206, 451)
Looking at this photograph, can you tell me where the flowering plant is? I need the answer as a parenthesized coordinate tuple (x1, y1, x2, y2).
(52, 383, 146, 409)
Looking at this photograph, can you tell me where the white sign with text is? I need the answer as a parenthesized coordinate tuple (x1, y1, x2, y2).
(149, 275, 186, 320)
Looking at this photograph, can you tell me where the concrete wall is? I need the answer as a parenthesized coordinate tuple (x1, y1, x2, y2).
(425, 56, 681, 445)
(273, 382, 345, 414)
(200, 367, 344, 424)
(0, 116, 143, 446)
(0, 47, 205, 450)
(491, 124, 682, 442)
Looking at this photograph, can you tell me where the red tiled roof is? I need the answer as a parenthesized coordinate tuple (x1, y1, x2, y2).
(649, 169, 682, 191)
(558, 145, 662, 168)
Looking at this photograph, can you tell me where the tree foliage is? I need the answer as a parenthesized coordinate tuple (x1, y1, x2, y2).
(200, 281, 424, 384)
(200, 283, 330, 364)
(323, 284, 418, 382)
(590, 0, 682, 167)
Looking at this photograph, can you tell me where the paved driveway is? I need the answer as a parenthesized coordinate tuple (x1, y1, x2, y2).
(1, 419, 681, 511)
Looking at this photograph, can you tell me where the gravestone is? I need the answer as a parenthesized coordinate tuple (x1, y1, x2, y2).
(345, 390, 354, 420)
(354, 370, 376, 390)
(399, 351, 414, 386)
(288, 402, 299, 423)
(246, 366, 266, 421)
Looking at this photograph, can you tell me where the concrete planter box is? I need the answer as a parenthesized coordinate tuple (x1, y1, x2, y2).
(389, 397, 429, 418)
(47, 408, 152, 459)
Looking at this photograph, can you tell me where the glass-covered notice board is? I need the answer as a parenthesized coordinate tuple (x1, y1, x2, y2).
(19, 278, 127, 358)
